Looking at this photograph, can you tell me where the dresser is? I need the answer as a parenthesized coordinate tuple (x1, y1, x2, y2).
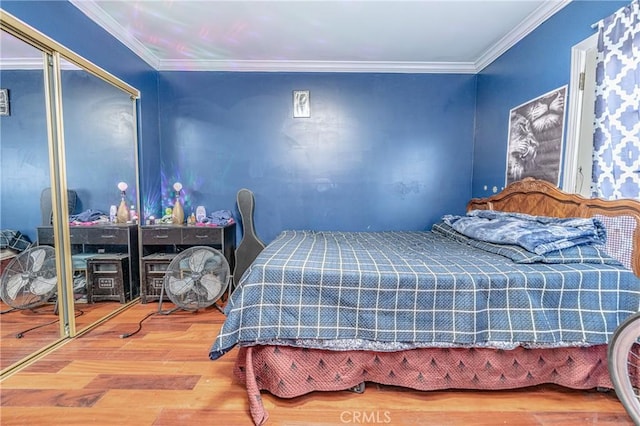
(139, 224, 235, 303)
(37, 224, 140, 302)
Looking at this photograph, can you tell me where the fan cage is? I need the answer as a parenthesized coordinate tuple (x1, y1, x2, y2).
(162, 246, 230, 310)
(0, 245, 58, 309)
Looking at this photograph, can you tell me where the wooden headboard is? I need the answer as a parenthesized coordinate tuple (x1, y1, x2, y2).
(467, 177, 640, 277)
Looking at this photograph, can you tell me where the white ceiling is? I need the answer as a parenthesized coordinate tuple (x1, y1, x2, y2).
(7, 1, 573, 73)
(69, 0, 572, 73)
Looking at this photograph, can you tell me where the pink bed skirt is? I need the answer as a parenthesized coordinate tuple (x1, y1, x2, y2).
(233, 345, 613, 425)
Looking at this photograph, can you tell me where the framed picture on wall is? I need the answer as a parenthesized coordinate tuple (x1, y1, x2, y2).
(293, 90, 310, 118)
(505, 85, 567, 186)
(0, 88, 10, 116)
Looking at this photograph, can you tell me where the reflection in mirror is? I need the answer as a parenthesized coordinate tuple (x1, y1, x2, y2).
(0, 29, 64, 370)
(57, 56, 140, 332)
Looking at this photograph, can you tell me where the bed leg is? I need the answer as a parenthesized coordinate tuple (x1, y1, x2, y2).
(349, 382, 366, 394)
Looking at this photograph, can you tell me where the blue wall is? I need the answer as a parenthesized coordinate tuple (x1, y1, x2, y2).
(60, 70, 138, 213)
(1, 1, 160, 240)
(472, 0, 629, 198)
(0, 71, 50, 241)
(157, 72, 477, 242)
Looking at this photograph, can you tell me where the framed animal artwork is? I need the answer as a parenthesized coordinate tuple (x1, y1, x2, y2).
(506, 85, 567, 186)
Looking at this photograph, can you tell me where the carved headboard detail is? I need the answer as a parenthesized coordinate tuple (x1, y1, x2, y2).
(467, 177, 640, 277)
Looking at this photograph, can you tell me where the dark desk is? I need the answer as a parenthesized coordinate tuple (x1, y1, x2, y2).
(139, 224, 236, 303)
(37, 224, 140, 302)
(140, 224, 235, 269)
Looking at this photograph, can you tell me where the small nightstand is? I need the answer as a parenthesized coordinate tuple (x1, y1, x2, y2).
(86, 253, 130, 303)
(140, 252, 177, 304)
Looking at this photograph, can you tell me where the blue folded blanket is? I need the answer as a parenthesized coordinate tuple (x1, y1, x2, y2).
(204, 210, 234, 226)
(69, 209, 107, 223)
(442, 210, 606, 255)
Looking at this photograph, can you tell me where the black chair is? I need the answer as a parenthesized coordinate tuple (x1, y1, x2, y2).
(40, 187, 78, 225)
(40, 187, 82, 312)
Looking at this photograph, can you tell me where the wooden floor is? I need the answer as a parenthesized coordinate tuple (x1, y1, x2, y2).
(1, 300, 126, 370)
(0, 302, 634, 425)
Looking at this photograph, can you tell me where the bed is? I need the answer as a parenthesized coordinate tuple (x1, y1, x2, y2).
(209, 178, 640, 425)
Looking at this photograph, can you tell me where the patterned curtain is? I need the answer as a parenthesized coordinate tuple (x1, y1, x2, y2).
(592, 0, 640, 199)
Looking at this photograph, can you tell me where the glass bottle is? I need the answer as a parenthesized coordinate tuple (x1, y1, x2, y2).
(116, 197, 129, 223)
(116, 182, 129, 224)
(172, 197, 184, 224)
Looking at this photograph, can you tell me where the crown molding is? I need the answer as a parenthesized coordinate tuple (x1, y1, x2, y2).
(157, 59, 477, 74)
(0, 58, 81, 70)
(69, 0, 160, 70)
(474, 0, 572, 72)
(0, 58, 43, 70)
(71, 0, 570, 74)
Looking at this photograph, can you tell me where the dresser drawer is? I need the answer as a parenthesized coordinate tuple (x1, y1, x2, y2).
(141, 227, 182, 245)
(37, 227, 90, 244)
(181, 227, 222, 245)
(68, 227, 90, 244)
(87, 227, 129, 245)
(38, 226, 130, 245)
(37, 227, 55, 245)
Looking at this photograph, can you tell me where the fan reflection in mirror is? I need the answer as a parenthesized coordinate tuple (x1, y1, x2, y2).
(2, 246, 57, 309)
(0, 246, 61, 339)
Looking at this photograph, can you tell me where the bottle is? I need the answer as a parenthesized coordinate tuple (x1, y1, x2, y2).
(129, 205, 138, 224)
(196, 205, 206, 223)
(172, 197, 184, 225)
(109, 205, 117, 223)
(171, 182, 184, 225)
(116, 198, 129, 223)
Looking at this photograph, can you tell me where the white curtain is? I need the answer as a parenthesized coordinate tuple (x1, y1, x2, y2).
(592, 0, 640, 199)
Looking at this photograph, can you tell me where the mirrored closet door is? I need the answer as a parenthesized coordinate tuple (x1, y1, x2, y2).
(0, 28, 66, 373)
(0, 12, 141, 376)
(58, 56, 140, 332)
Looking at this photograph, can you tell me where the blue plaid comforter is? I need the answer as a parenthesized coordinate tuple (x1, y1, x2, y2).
(209, 230, 640, 360)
